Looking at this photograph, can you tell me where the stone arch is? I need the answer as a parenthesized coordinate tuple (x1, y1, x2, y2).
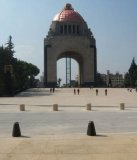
(57, 51, 84, 85)
(57, 51, 83, 61)
(44, 4, 97, 87)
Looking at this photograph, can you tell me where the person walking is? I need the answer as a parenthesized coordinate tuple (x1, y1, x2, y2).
(77, 88, 80, 95)
(96, 89, 98, 96)
(74, 88, 76, 95)
(105, 89, 107, 96)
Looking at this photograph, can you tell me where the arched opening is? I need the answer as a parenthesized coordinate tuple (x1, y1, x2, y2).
(57, 52, 83, 87)
(57, 58, 79, 87)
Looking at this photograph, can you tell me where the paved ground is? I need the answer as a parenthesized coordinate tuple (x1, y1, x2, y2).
(1, 110, 137, 137)
(1, 134, 137, 160)
(0, 88, 137, 159)
(0, 88, 137, 107)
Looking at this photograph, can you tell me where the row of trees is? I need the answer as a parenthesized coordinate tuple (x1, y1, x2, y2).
(0, 36, 40, 96)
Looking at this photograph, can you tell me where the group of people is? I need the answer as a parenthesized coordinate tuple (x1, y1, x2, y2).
(50, 88, 55, 93)
(74, 88, 80, 95)
(96, 89, 108, 96)
(73, 88, 108, 96)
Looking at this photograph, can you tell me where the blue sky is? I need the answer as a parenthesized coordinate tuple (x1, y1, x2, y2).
(0, 0, 137, 84)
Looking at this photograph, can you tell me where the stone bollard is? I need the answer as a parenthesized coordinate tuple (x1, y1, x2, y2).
(120, 103, 125, 110)
(20, 104, 25, 111)
(53, 104, 58, 111)
(86, 103, 92, 111)
(87, 121, 96, 136)
(12, 122, 21, 137)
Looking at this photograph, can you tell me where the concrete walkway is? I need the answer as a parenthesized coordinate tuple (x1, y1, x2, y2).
(0, 88, 137, 160)
(1, 134, 137, 160)
(0, 88, 137, 107)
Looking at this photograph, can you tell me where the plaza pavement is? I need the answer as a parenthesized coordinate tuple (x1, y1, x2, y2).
(0, 88, 137, 108)
(0, 88, 137, 160)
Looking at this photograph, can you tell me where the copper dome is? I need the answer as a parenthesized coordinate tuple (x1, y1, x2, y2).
(53, 3, 84, 23)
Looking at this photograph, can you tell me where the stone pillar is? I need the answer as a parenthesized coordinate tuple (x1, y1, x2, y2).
(53, 104, 58, 111)
(86, 103, 92, 110)
(20, 104, 25, 111)
(120, 103, 125, 110)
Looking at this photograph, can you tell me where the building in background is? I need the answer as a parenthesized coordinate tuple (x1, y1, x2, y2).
(100, 70, 124, 87)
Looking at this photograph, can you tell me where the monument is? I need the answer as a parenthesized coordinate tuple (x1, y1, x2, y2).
(44, 3, 97, 87)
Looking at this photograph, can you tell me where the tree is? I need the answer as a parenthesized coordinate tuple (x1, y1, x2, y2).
(124, 73, 130, 87)
(0, 46, 13, 95)
(4, 71, 14, 96)
(0, 36, 40, 96)
(5, 35, 15, 57)
(13, 60, 40, 90)
(128, 58, 137, 87)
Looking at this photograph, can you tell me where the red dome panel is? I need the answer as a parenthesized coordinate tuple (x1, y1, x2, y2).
(53, 4, 84, 23)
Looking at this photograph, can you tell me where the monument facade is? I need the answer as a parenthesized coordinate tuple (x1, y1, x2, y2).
(44, 3, 97, 87)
